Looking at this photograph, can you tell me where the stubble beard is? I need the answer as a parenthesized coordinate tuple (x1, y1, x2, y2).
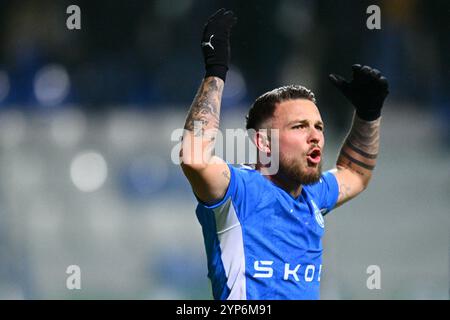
(279, 155, 322, 186)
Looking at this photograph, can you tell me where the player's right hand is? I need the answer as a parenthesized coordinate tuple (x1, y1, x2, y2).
(201, 8, 237, 81)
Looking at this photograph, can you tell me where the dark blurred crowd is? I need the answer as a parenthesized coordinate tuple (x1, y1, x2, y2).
(0, 0, 448, 139)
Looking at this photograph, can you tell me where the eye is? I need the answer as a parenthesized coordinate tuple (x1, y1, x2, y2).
(315, 125, 324, 132)
(292, 124, 306, 129)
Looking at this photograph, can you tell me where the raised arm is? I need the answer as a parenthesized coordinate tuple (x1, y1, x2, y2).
(180, 9, 237, 205)
(328, 65, 389, 207)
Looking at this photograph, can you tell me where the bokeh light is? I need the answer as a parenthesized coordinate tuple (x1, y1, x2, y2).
(70, 151, 108, 192)
(120, 154, 169, 198)
(34, 64, 70, 107)
(222, 66, 247, 105)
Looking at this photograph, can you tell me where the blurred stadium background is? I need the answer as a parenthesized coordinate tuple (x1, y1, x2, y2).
(0, 0, 448, 299)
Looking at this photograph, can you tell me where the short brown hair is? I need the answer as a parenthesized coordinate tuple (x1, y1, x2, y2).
(245, 85, 316, 131)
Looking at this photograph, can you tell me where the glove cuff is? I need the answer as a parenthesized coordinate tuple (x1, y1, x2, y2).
(356, 108, 381, 121)
(205, 65, 228, 82)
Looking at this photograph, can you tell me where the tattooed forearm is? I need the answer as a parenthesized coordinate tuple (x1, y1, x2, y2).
(184, 77, 224, 135)
(181, 77, 224, 165)
(337, 113, 381, 177)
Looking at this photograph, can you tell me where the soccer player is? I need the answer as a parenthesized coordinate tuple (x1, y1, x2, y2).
(180, 9, 389, 299)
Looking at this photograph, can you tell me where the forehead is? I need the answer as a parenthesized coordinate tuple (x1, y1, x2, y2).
(272, 99, 322, 127)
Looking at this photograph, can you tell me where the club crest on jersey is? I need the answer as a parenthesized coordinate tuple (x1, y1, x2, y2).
(311, 200, 324, 228)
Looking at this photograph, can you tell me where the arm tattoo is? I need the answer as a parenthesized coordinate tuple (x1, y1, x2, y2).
(338, 183, 351, 200)
(184, 77, 223, 136)
(337, 113, 381, 176)
(222, 170, 230, 181)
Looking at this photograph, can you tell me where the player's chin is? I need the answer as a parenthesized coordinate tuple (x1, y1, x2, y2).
(303, 162, 322, 183)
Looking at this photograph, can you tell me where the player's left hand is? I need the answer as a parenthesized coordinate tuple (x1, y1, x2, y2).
(329, 64, 389, 121)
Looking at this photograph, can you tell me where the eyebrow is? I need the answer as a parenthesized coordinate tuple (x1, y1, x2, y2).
(287, 119, 324, 127)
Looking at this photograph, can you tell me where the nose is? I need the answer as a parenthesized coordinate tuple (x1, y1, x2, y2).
(308, 128, 321, 145)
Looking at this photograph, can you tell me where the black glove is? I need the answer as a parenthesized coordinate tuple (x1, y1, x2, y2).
(329, 64, 389, 121)
(201, 8, 237, 82)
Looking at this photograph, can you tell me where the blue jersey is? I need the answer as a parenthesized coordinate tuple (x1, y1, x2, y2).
(195, 163, 339, 300)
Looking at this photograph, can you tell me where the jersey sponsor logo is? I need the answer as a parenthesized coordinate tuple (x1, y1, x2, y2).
(253, 260, 322, 282)
(311, 200, 324, 228)
(201, 34, 215, 50)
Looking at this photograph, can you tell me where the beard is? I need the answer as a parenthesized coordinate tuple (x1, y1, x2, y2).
(279, 154, 322, 185)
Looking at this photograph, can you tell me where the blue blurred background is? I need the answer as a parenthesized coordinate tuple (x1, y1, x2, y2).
(0, 0, 448, 299)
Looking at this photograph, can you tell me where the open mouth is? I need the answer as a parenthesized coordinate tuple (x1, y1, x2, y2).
(307, 148, 321, 165)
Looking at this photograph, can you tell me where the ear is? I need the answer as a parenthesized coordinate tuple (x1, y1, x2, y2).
(255, 130, 271, 153)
